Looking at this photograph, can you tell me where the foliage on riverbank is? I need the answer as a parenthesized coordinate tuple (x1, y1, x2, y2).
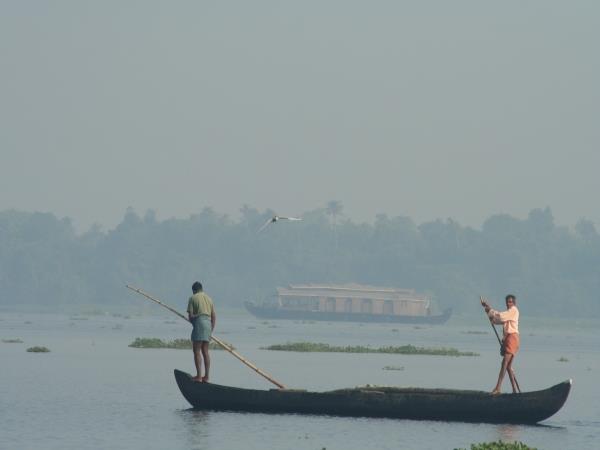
(262, 342, 478, 356)
(128, 337, 233, 350)
(27, 346, 50, 352)
(2, 206, 600, 319)
(455, 441, 537, 450)
(2, 338, 23, 343)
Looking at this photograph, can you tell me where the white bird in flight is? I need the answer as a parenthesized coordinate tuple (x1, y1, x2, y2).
(258, 215, 303, 233)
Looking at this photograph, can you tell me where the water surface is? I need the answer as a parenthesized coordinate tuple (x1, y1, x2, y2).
(1, 311, 598, 449)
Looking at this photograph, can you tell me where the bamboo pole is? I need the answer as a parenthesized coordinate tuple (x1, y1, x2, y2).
(126, 285, 286, 389)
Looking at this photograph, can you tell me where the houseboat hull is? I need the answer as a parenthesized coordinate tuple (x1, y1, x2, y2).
(244, 302, 452, 324)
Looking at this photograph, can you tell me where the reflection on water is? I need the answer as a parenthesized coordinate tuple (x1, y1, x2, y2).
(495, 423, 567, 446)
(177, 409, 212, 450)
(495, 424, 521, 442)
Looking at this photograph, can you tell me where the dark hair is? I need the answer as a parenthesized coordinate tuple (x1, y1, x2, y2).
(505, 294, 516, 304)
(192, 281, 203, 293)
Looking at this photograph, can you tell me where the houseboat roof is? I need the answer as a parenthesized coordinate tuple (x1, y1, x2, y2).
(277, 283, 428, 303)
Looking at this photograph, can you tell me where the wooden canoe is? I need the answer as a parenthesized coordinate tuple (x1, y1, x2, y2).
(174, 370, 571, 424)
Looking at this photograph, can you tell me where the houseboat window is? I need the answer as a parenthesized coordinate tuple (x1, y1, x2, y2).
(383, 300, 394, 315)
(326, 297, 336, 312)
(361, 299, 373, 314)
(345, 298, 353, 313)
(311, 299, 320, 311)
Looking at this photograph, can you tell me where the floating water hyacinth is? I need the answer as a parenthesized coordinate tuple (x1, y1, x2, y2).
(382, 365, 405, 371)
(262, 342, 478, 357)
(27, 346, 50, 353)
(128, 337, 233, 350)
(2, 338, 23, 343)
(454, 441, 537, 450)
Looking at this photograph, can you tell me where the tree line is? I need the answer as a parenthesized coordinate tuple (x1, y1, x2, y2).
(0, 205, 598, 317)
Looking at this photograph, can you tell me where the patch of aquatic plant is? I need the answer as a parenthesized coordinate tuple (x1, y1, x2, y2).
(129, 337, 233, 350)
(262, 342, 479, 356)
(2, 338, 24, 343)
(455, 441, 537, 450)
(209, 341, 233, 350)
(27, 346, 50, 353)
(129, 338, 187, 349)
(382, 365, 404, 371)
(557, 356, 569, 362)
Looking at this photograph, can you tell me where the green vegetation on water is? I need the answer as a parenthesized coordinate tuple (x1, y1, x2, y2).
(382, 365, 404, 371)
(2, 338, 23, 343)
(455, 441, 537, 450)
(27, 346, 50, 352)
(262, 342, 479, 356)
(129, 337, 233, 350)
(557, 356, 569, 362)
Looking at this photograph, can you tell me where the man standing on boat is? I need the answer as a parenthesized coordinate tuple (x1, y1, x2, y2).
(187, 281, 216, 383)
(481, 295, 520, 394)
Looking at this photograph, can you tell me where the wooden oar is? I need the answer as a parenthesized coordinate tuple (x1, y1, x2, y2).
(480, 296, 504, 348)
(480, 296, 521, 393)
(126, 285, 286, 389)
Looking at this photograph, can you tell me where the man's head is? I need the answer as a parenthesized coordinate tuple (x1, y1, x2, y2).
(192, 281, 203, 294)
(505, 294, 516, 307)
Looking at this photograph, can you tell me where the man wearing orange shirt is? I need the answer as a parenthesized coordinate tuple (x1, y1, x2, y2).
(481, 295, 520, 394)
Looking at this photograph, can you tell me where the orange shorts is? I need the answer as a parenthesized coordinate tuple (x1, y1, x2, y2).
(503, 333, 520, 355)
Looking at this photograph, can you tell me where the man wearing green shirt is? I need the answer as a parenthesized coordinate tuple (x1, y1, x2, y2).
(187, 281, 216, 382)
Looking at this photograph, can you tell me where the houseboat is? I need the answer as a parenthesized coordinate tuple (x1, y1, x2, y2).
(244, 283, 451, 324)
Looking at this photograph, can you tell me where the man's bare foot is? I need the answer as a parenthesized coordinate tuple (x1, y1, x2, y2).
(491, 389, 501, 396)
(191, 376, 203, 382)
(202, 376, 209, 383)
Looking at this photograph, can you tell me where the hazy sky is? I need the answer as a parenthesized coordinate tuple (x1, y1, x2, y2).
(1, 1, 598, 232)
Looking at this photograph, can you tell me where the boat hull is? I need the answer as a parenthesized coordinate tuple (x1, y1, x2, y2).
(174, 370, 571, 424)
(244, 302, 452, 324)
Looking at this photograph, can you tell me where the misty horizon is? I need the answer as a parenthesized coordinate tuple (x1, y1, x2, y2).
(1, 202, 594, 235)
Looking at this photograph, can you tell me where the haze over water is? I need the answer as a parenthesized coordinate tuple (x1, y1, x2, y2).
(1, 310, 598, 450)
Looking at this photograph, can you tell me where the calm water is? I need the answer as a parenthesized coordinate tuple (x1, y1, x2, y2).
(1, 310, 598, 450)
